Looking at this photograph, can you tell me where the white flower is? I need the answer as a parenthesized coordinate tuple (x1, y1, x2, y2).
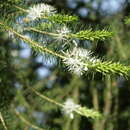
(8, 31, 14, 39)
(64, 57, 85, 75)
(63, 47, 99, 75)
(57, 26, 71, 34)
(55, 26, 71, 41)
(62, 98, 80, 119)
(27, 3, 56, 20)
(11, 50, 18, 57)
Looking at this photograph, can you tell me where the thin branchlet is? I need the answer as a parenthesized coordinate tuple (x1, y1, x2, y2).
(69, 29, 113, 41)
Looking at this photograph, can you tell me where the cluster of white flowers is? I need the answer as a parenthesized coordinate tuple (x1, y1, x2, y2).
(27, 3, 56, 20)
(62, 98, 80, 119)
(63, 47, 99, 75)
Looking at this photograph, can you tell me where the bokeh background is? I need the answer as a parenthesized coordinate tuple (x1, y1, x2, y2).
(1, 0, 130, 130)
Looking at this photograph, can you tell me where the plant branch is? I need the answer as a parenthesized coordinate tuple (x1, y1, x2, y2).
(0, 112, 8, 130)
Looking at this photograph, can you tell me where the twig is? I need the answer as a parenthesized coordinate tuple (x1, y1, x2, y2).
(15, 110, 44, 130)
(0, 112, 8, 130)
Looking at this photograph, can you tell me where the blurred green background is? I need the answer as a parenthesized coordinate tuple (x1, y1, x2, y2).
(1, 0, 130, 130)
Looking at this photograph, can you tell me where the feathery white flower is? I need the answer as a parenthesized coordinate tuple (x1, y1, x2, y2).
(57, 26, 70, 34)
(64, 57, 86, 75)
(63, 47, 99, 75)
(27, 3, 56, 20)
(55, 26, 71, 41)
(62, 98, 80, 119)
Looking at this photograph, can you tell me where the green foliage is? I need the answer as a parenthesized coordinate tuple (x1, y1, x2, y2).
(92, 61, 130, 76)
(76, 107, 101, 119)
(0, 0, 21, 14)
(125, 18, 130, 25)
(2, 24, 129, 77)
(0, 0, 20, 8)
(31, 88, 102, 120)
(0, 38, 16, 109)
(36, 23, 53, 30)
(69, 29, 113, 41)
(47, 14, 78, 23)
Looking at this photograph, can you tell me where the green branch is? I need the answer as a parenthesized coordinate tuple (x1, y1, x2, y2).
(15, 110, 44, 130)
(69, 29, 113, 41)
(0, 22, 129, 77)
(0, 112, 8, 130)
(30, 88, 101, 119)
